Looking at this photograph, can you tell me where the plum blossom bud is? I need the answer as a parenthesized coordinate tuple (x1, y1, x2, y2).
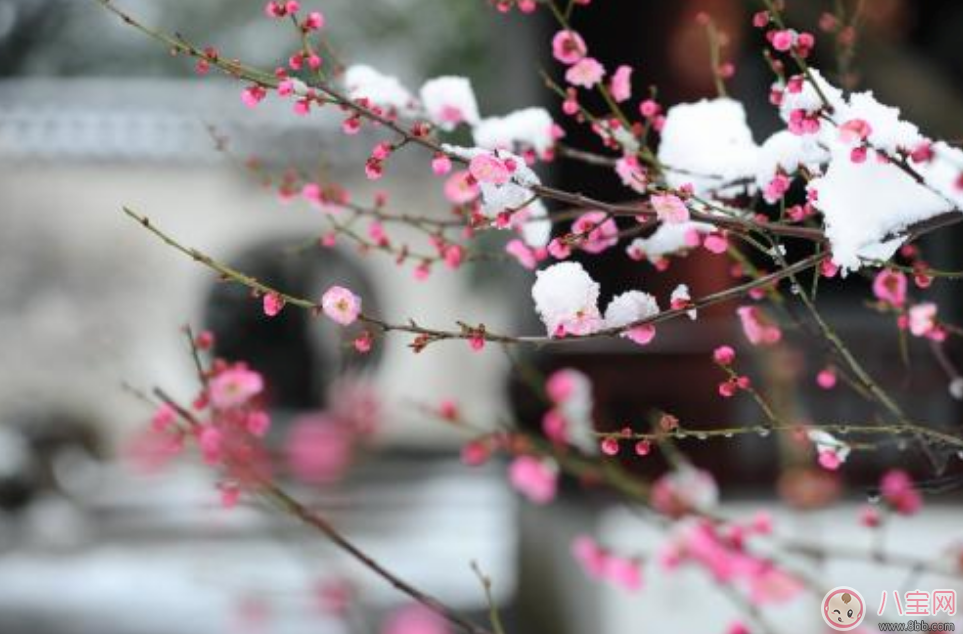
(241, 85, 267, 108)
(639, 99, 660, 118)
(263, 292, 285, 317)
(752, 11, 770, 28)
(600, 437, 620, 456)
(816, 368, 837, 389)
(703, 233, 728, 254)
(353, 331, 373, 354)
(431, 153, 452, 176)
(461, 439, 491, 466)
(838, 118, 872, 144)
(859, 505, 881, 528)
(303, 11, 324, 30)
(880, 470, 922, 515)
(713, 346, 736, 366)
(771, 29, 795, 52)
(219, 482, 240, 509)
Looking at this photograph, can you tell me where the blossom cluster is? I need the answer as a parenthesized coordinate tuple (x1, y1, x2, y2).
(102, 0, 963, 630)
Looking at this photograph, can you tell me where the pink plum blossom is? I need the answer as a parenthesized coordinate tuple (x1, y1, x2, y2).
(736, 306, 782, 346)
(571, 535, 643, 592)
(546, 368, 588, 403)
(908, 302, 942, 340)
(285, 414, 354, 484)
(703, 233, 728, 254)
(209, 364, 264, 410)
(763, 173, 791, 203)
(505, 239, 539, 269)
(872, 269, 907, 307)
(880, 469, 922, 515)
(565, 57, 605, 89)
(650, 193, 690, 224)
(382, 604, 450, 634)
(614, 155, 647, 193)
(321, 286, 362, 325)
(572, 535, 608, 580)
(838, 118, 872, 144)
(551, 30, 587, 65)
(151, 403, 176, 432)
(771, 29, 795, 52)
(531, 262, 604, 337)
(443, 170, 480, 204)
(508, 455, 558, 504)
(460, 439, 492, 467)
(571, 211, 619, 254)
(124, 426, 184, 473)
(303, 11, 324, 30)
(609, 65, 633, 102)
(241, 85, 267, 108)
(468, 153, 511, 185)
(604, 556, 643, 591)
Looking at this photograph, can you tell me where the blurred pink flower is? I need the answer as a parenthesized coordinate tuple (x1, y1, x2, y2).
(382, 604, 450, 634)
(508, 455, 558, 504)
(285, 414, 355, 484)
(872, 269, 907, 307)
(209, 364, 265, 409)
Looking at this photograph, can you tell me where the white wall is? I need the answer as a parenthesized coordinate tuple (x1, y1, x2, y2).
(0, 159, 518, 449)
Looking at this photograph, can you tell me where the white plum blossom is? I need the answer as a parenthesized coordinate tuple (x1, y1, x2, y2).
(531, 262, 602, 337)
(604, 290, 660, 345)
(658, 97, 759, 197)
(419, 76, 480, 131)
(343, 64, 417, 114)
(473, 107, 555, 157)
